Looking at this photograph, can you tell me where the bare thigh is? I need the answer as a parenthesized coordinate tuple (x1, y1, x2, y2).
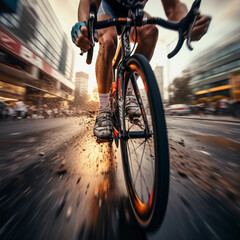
(97, 15, 118, 51)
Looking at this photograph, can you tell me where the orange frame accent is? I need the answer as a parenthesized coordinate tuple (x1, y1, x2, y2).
(112, 40, 122, 69)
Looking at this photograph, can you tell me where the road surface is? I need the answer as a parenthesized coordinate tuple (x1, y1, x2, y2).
(0, 114, 239, 240)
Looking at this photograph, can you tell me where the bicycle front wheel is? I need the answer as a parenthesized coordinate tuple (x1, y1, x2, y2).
(120, 54, 169, 231)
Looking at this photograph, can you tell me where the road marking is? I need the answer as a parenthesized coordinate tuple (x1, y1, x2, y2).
(228, 147, 236, 151)
(223, 131, 231, 134)
(168, 116, 240, 126)
(9, 132, 21, 136)
(179, 129, 213, 136)
(195, 123, 206, 126)
(204, 220, 221, 240)
(193, 149, 211, 156)
(201, 119, 240, 126)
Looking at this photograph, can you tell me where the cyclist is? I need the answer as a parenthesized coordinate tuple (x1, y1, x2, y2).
(71, 0, 211, 140)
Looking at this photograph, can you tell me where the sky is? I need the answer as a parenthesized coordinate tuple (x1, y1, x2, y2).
(48, 0, 240, 98)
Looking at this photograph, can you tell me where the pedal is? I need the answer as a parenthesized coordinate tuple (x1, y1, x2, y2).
(96, 137, 113, 144)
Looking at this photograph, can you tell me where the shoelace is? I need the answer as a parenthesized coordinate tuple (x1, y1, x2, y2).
(96, 112, 112, 127)
(126, 96, 138, 106)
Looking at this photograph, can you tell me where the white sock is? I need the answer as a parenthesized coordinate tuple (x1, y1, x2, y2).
(99, 92, 110, 110)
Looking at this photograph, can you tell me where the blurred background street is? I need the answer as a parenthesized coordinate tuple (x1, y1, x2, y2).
(0, 0, 240, 239)
(0, 111, 239, 240)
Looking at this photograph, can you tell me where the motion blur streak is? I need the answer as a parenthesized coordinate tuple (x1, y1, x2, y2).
(0, 0, 240, 240)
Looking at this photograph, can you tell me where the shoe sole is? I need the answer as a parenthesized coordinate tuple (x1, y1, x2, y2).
(96, 137, 113, 144)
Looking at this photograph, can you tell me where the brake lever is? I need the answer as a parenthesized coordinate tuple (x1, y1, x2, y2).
(186, 9, 200, 50)
(167, 0, 201, 59)
(86, 2, 97, 64)
(80, 13, 95, 56)
(79, 16, 95, 57)
(88, 12, 96, 48)
(79, 13, 95, 57)
(167, 31, 184, 59)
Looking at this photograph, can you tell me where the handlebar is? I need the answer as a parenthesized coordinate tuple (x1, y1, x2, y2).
(168, 0, 201, 58)
(86, 2, 97, 64)
(85, 0, 201, 63)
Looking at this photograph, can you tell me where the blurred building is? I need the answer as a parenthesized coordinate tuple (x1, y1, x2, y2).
(0, 0, 75, 107)
(154, 66, 164, 99)
(0, 0, 18, 13)
(75, 71, 89, 105)
(189, 30, 240, 101)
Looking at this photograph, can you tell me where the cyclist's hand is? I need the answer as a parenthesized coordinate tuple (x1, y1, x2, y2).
(71, 22, 98, 53)
(190, 14, 211, 41)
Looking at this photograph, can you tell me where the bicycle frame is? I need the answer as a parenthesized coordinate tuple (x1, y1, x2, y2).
(83, 0, 202, 230)
(111, 26, 131, 143)
(111, 26, 152, 145)
(86, 0, 202, 143)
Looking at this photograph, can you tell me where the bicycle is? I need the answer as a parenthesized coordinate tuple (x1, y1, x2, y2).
(83, 0, 202, 231)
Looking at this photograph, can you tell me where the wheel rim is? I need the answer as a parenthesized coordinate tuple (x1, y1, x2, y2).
(123, 67, 156, 218)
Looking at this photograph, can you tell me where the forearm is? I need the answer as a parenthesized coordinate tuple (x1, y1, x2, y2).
(161, 0, 211, 41)
(161, 0, 188, 22)
(78, 0, 102, 22)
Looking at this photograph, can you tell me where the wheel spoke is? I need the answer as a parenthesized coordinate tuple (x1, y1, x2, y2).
(128, 137, 141, 167)
(120, 55, 169, 229)
(133, 140, 146, 186)
(127, 140, 134, 180)
(140, 169, 151, 199)
(129, 137, 147, 151)
(124, 69, 154, 204)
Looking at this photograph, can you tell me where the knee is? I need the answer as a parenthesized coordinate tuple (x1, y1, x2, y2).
(99, 35, 117, 60)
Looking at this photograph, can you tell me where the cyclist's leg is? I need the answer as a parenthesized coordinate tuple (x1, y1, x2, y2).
(94, 19, 117, 140)
(129, 12, 158, 61)
(94, 2, 118, 140)
(96, 0, 118, 94)
(96, 16, 117, 94)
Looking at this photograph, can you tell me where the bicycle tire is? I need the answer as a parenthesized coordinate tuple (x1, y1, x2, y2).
(120, 54, 169, 231)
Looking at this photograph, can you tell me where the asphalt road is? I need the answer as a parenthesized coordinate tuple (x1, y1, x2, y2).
(0, 116, 239, 240)
(166, 116, 240, 165)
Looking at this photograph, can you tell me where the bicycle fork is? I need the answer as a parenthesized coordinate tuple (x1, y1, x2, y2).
(113, 70, 153, 144)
